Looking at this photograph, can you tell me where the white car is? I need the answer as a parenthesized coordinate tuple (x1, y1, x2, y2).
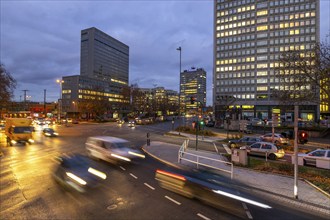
(244, 142, 285, 160)
(299, 149, 330, 169)
(85, 136, 145, 163)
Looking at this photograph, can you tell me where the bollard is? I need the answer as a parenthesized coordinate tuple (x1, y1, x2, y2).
(147, 132, 150, 146)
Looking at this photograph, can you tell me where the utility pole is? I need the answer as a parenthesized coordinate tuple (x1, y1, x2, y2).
(22, 90, 29, 111)
(44, 89, 46, 117)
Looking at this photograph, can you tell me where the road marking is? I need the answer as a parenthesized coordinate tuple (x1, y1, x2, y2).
(144, 183, 155, 190)
(197, 213, 211, 220)
(242, 202, 248, 210)
(130, 173, 138, 179)
(246, 210, 253, 219)
(165, 196, 181, 205)
(120, 166, 126, 171)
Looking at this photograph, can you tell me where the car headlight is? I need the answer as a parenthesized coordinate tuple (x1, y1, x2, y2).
(88, 167, 107, 179)
(66, 172, 87, 185)
(128, 151, 145, 159)
(11, 140, 17, 144)
(28, 139, 34, 143)
(110, 153, 131, 162)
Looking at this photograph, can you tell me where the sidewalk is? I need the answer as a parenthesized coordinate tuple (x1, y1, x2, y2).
(142, 141, 330, 218)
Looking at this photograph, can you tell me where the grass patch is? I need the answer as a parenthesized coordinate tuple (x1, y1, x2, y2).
(175, 126, 217, 136)
(245, 157, 330, 194)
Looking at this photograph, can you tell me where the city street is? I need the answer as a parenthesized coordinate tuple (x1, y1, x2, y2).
(0, 121, 328, 220)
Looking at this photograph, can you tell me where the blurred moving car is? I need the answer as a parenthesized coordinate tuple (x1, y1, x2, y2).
(53, 154, 107, 193)
(66, 118, 73, 123)
(128, 121, 135, 128)
(155, 167, 271, 218)
(243, 142, 285, 160)
(85, 136, 145, 163)
(299, 149, 330, 168)
(260, 133, 289, 145)
(249, 118, 264, 126)
(72, 119, 79, 124)
(43, 128, 58, 137)
(228, 136, 261, 148)
(117, 119, 125, 125)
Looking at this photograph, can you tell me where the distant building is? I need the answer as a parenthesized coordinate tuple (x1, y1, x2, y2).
(61, 27, 129, 119)
(213, 0, 320, 121)
(132, 87, 179, 116)
(180, 68, 206, 115)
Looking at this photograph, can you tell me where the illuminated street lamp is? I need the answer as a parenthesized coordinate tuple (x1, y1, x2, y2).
(56, 79, 64, 123)
(176, 46, 182, 134)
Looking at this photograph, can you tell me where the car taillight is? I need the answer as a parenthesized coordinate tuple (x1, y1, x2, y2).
(156, 170, 186, 181)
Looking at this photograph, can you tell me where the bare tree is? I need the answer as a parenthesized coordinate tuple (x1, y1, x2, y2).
(273, 42, 330, 106)
(0, 64, 17, 107)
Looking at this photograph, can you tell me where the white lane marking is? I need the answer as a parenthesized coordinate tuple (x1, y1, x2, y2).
(197, 213, 211, 220)
(246, 210, 253, 219)
(165, 196, 181, 205)
(242, 202, 248, 210)
(120, 166, 126, 171)
(130, 173, 138, 179)
(144, 183, 155, 190)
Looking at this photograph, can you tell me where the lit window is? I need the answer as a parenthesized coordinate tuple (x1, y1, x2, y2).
(257, 25, 268, 31)
(257, 10, 268, 16)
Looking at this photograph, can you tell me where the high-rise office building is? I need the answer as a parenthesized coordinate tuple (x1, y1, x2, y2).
(213, 0, 320, 121)
(80, 27, 129, 84)
(181, 68, 207, 114)
(61, 27, 130, 118)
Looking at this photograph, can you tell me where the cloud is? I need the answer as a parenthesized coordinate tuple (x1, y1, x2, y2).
(1, 0, 328, 107)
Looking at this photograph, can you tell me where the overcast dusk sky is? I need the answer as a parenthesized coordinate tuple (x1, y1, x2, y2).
(1, 0, 329, 105)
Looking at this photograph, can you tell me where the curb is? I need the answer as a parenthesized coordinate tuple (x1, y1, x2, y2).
(141, 146, 181, 170)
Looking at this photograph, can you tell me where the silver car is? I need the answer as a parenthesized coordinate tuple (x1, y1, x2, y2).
(245, 142, 285, 160)
(260, 133, 289, 145)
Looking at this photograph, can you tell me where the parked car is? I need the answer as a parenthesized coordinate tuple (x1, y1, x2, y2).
(53, 154, 107, 193)
(299, 149, 330, 168)
(244, 142, 285, 160)
(85, 136, 145, 164)
(42, 128, 58, 137)
(228, 136, 262, 148)
(260, 133, 289, 145)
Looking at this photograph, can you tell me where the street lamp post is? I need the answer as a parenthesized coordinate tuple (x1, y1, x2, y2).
(56, 79, 64, 123)
(176, 46, 182, 134)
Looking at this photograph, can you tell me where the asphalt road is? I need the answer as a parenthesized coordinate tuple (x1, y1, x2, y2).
(0, 121, 327, 220)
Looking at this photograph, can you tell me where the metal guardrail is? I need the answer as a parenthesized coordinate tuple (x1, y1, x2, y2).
(178, 139, 189, 162)
(178, 141, 233, 179)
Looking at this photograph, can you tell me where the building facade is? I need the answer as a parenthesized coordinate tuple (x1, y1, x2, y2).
(61, 27, 130, 119)
(213, 0, 320, 121)
(132, 87, 179, 116)
(180, 68, 207, 115)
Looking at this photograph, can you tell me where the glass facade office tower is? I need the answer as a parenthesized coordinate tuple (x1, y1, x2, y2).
(213, 0, 320, 121)
(80, 27, 129, 84)
(180, 68, 207, 114)
(61, 27, 130, 118)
